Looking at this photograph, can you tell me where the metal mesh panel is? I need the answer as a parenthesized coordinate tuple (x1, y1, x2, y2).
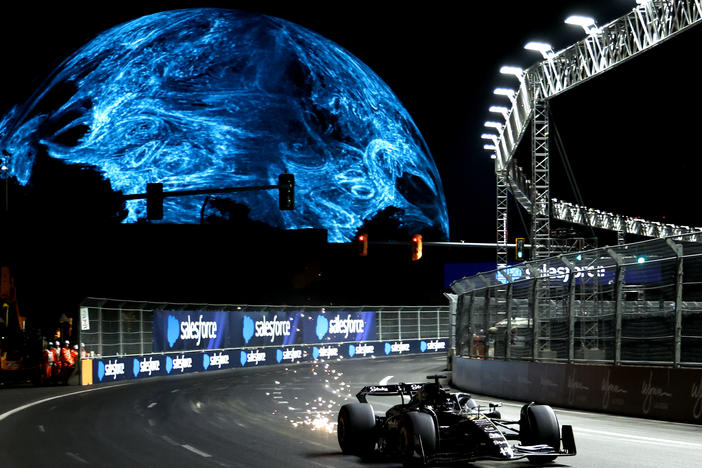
(78, 301, 449, 358)
(450, 233, 702, 367)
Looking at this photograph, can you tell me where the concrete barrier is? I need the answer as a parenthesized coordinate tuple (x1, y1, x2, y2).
(452, 357, 702, 424)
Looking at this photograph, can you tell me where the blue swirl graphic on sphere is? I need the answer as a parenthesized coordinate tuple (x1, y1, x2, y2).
(0, 8, 448, 242)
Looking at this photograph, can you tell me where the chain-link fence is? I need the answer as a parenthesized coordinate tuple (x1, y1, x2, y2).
(78, 299, 449, 358)
(450, 234, 702, 366)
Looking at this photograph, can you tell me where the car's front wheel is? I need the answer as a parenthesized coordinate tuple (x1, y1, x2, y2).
(337, 403, 376, 456)
(399, 411, 436, 467)
(520, 403, 560, 463)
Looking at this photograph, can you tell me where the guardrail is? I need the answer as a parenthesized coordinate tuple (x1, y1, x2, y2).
(77, 299, 449, 384)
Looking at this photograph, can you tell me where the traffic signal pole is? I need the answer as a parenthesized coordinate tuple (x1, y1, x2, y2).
(123, 174, 294, 220)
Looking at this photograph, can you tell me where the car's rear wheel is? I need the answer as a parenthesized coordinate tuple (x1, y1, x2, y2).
(337, 403, 376, 456)
(520, 404, 560, 463)
(399, 412, 436, 467)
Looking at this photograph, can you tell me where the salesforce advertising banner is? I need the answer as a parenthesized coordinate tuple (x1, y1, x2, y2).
(303, 312, 376, 344)
(153, 310, 376, 352)
(153, 310, 303, 352)
(91, 338, 448, 384)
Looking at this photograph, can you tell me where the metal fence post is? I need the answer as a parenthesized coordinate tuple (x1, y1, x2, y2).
(528, 265, 542, 361)
(666, 238, 683, 367)
(398, 309, 402, 340)
(607, 249, 624, 366)
(139, 307, 144, 356)
(417, 309, 421, 339)
(97, 304, 103, 357)
(561, 256, 577, 363)
(378, 310, 383, 341)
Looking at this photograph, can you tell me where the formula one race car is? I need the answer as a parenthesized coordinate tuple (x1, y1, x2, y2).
(337, 375, 576, 466)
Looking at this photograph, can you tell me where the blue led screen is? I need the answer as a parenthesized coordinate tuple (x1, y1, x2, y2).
(0, 8, 449, 242)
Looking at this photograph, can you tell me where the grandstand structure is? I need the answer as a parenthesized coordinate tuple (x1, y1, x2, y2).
(487, 0, 702, 266)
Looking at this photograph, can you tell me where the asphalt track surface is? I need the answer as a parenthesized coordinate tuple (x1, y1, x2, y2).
(0, 354, 700, 467)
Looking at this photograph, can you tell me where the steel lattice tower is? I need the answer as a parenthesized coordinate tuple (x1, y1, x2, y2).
(489, 0, 702, 263)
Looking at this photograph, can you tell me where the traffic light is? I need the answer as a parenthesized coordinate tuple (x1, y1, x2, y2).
(146, 183, 163, 220)
(411, 234, 423, 261)
(357, 233, 368, 256)
(278, 173, 295, 210)
(515, 237, 525, 261)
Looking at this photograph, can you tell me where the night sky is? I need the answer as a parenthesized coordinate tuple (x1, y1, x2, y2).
(2, 1, 699, 243)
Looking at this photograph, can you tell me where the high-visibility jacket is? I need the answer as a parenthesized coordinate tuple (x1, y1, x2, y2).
(42, 349, 54, 364)
(70, 349, 79, 363)
(51, 348, 61, 370)
(60, 347, 75, 368)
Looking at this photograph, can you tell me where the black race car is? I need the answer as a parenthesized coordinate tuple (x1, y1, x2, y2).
(337, 375, 576, 466)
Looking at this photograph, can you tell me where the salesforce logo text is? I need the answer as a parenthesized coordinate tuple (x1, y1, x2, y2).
(328, 314, 365, 338)
(180, 314, 218, 346)
(255, 316, 291, 342)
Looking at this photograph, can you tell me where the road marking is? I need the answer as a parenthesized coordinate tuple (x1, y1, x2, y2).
(379, 375, 393, 385)
(66, 452, 88, 464)
(37, 425, 45, 433)
(0, 384, 129, 422)
(576, 428, 702, 448)
(182, 444, 212, 458)
(161, 435, 180, 446)
(147, 402, 158, 409)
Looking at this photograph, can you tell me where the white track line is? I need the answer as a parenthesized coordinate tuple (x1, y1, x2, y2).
(379, 375, 393, 385)
(0, 384, 129, 422)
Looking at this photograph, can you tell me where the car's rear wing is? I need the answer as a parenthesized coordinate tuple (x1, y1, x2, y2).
(356, 383, 425, 403)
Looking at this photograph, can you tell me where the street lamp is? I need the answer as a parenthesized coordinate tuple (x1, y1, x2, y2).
(524, 41, 554, 59)
(565, 15, 598, 34)
(484, 121, 503, 131)
(493, 88, 516, 104)
(499, 66, 524, 79)
(481, 133, 498, 143)
(489, 106, 510, 119)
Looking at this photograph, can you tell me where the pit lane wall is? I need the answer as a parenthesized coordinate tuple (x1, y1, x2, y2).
(452, 357, 702, 424)
(85, 339, 448, 384)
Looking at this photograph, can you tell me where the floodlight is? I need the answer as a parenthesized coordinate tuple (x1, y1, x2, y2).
(481, 133, 498, 142)
(483, 121, 503, 130)
(489, 106, 510, 118)
(493, 88, 516, 101)
(499, 66, 524, 78)
(490, 154, 497, 160)
(483, 144, 497, 151)
(524, 41, 554, 59)
(565, 15, 597, 34)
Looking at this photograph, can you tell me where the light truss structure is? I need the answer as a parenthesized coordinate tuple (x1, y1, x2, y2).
(552, 199, 702, 241)
(492, 0, 702, 262)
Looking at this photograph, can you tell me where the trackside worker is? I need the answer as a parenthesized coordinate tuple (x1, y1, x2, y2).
(80, 343, 88, 359)
(51, 341, 61, 378)
(60, 341, 75, 379)
(42, 342, 55, 382)
(71, 345, 79, 365)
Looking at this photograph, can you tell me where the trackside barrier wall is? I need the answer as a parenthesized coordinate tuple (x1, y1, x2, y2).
(449, 233, 702, 424)
(452, 357, 702, 424)
(77, 300, 449, 385)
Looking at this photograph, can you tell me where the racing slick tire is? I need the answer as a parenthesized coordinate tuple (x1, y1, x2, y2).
(399, 412, 437, 467)
(520, 404, 560, 463)
(337, 403, 376, 456)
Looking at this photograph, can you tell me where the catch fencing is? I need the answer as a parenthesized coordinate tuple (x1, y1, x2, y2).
(78, 299, 449, 359)
(450, 234, 702, 367)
